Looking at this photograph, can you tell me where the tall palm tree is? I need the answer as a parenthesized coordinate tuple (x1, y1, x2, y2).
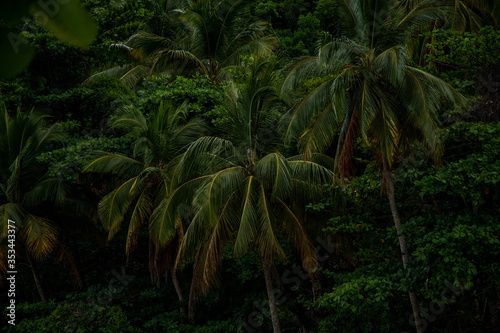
(87, 0, 276, 87)
(283, 0, 464, 332)
(0, 103, 90, 301)
(150, 61, 333, 332)
(85, 0, 189, 88)
(84, 102, 206, 308)
(121, 0, 277, 82)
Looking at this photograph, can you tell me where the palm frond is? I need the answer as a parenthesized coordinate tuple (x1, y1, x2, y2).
(23, 178, 67, 209)
(84, 153, 145, 178)
(256, 185, 286, 261)
(0, 203, 25, 238)
(21, 214, 58, 260)
(276, 198, 317, 276)
(233, 176, 258, 257)
(285, 78, 336, 145)
(150, 175, 212, 247)
(99, 177, 141, 240)
(127, 189, 154, 255)
(255, 152, 291, 200)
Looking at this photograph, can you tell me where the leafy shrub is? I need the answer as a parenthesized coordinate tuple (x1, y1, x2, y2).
(425, 27, 500, 96)
(143, 311, 237, 333)
(4, 301, 136, 333)
(37, 136, 132, 181)
(137, 74, 227, 128)
(33, 77, 134, 128)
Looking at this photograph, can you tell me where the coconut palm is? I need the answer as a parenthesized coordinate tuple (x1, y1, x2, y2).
(283, 0, 464, 331)
(84, 0, 188, 88)
(87, 0, 276, 87)
(0, 103, 91, 301)
(84, 102, 206, 309)
(120, 0, 277, 82)
(150, 61, 333, 332)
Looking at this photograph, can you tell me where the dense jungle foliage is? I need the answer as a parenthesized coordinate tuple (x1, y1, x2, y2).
(1, 0, 500, 332)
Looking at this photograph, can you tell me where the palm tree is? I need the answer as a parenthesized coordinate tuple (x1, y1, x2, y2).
(117, 0, 277, 83)
(85, 0, 188, 88)
(150, 61, 333, 332)
(84, 102, 206, 308)
(0, 103, 90, 301)
(283, 0, 464, 332)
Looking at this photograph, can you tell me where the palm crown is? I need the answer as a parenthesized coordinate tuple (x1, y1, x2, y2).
(0, 104, 90, 300)
(112, 0, 277, 83)
(0, 105, 64, 261)
(84, 102, 206, 286)
(284, 0, 463, 176)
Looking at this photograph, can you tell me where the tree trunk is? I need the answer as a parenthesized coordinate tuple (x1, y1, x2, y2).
(69, 237, 86, 289)
(262, 256, 281, 333)
(65, 250, 84, 290)
(149, 236, 160, 288)
(383, 158, 424, 333)
(171, 266, 185, 313)
(26, 251, 47, 302)
(188, 251, 201, 319)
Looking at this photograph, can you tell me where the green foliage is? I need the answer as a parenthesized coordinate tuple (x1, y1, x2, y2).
(137, 74, 227, 128)
(275, 13, 321, 58)
(82, 0, 153, 44)
(34, 77, 133, 128)
(5, 301, 135, 333)
(413, 122, 500, 209)
(317, 274, 405, 333)
(253, 0, 313, 31)
(37, 136, 133, 181)
(144, 311, 237, 332)
(80, 77, 134, 125)
(425, 27, 500, 95)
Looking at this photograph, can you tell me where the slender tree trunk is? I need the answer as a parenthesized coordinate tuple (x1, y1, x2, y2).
(188, 251, 200, 319)
(26, 251, 47, 302)
(171, 266, 185, 313)
(66, 251, 84, 290)
(261, 256, 281, 333)
(70, 237, 86, 289)
(149, 236, 159, 287)
(383, 158, 424, 333)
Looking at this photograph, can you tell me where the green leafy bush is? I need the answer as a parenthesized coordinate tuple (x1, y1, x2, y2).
(37, 136, 132, 181)
(136, 74, 227, 128)
(425, 27, 500, 96)
(4, 301, 135, 333)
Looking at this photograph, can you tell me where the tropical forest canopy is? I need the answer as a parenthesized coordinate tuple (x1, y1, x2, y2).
(1, 0, 500, 332)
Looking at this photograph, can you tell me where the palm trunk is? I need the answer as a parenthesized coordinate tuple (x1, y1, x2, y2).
(70, 238, 85, 289)
(171, 266, 185, 313)
(383, 158, 424, 333)
(149, 236, 160, 288)
(66, 251, 84, 290)
(188, 251, 200, 319)
(262, 256, 281, 333)
(26, 251, 47, 302)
